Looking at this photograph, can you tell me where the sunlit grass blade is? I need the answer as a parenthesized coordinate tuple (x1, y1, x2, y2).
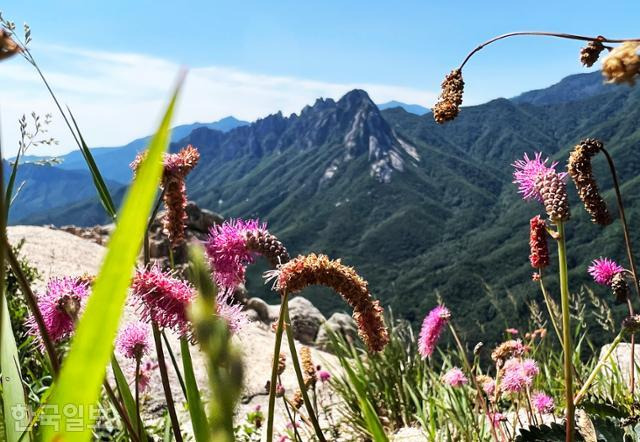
(66, 106, 118, 219)
(42, 73, 185, 442)
(5, 148, 21, 215)
(180, 338, 210, 442)
(1, 293, 31, 442)
(111, 356, 144, 438)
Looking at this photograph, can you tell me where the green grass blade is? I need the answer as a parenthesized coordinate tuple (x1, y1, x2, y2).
(5, 148, 21, 214)
(111, 357, 144, 438)
(180, 338, 210, 442)
(66, 106, 118, 219)
(42, 74, 185, 442)
(1, 292, 31, 442)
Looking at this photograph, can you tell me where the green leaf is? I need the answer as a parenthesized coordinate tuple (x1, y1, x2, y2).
(41, 75, 184, 442)
(5, 148, 21, 214)
(111, 357, 144, 439)
(1, 292, 31, 442)
(180, 338, 210, 442)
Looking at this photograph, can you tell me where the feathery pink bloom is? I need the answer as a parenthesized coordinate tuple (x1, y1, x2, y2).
(490, 412, 506, 428)
(531, 392, 555, 414)
(588, 257, 625, 286)
(501, 358, 537, 394)
(116, 322, 150, 360)
(205, 219, 266, 289)
(137, 360, 158, 392)
(418, 305, 451, 358)
(131, 264, 195, 337)
(215, 288, 249, 334)
(27, 277, 90, 348)
(521, 358, 540, 378)
(481, 378, 496, 397)
(318, 370, 331, 383)
(442, 367, 468, 387)
(512, 152, 567, 202)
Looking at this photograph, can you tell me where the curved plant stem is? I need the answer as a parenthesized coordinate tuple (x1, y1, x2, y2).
(266, 292, 289, 442)
(283, 304, 327, 442)
(602, 147, 640, 397)
(459, 31, 640, 70)
(556, 221, 574, 442)
(574, 332, 624, 405)
(448, 324, 500, 442)
(5, 241, 59, 375)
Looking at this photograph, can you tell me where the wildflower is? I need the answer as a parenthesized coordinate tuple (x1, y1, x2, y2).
(116, 322, 150, 360)
(532, 272, 541, 281)
(418, 305, 451, 358)
(271, 253, 389, 352)
(276, 383, 285, 397)
(131, 145, 200, 247)
(568, 139, 612, 226)
(580, 39, 605, 67)
(291, 389, 304, 409)
(532, 392, 555, 414)
(277, 352, 287, 376)
(611, 272, 631, 304)
(491, 340, 525, 363)
(602, 42, 640, 85)
(215, 288, 248, 334)
(537, 170, 570, 222)
(529, 215, 550, 269)
(137, 360, 157, 392)
(521, 358, 540, 378)
(442, 367, 468, 387)
(505, 328, 519, 336)
(490, 412, 506, 428)
(318, 370, 331, 383)
(206, 219, 289, 290)
(0, 28, 21, 61)
(500, 358, 532, 394)
(27, 277, 90, 347)
(131, 264, 195, 337)
(433, 69, 465, 124)
(300, 346, 317, 388)
(513, 152, 567, 201)
(588, 257, 624, 286)
(477, 375, 496, 397)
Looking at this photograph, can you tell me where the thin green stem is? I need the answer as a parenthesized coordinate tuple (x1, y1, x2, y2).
(266, 292, 289, 442)
(574, 332, 624, 405)
(283, 304, 326, 442)
(152, 322, 183, 442)
(556, 221, 574, 442)
(538, 271, 564, 351)
(162, 330, 187, 399)
(135, 358, 142, 441)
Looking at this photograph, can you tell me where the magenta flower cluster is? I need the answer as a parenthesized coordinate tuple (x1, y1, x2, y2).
(418, 305, 451, 358)
(205, 219, 266, 289)
(442, 367, 468, 387)
(116, 321, 150, 360)
(588, 257, 625, 286)
(216, 288, 248, 335)
(531, 392, 555, 414)
(28, 277, 90, 348)
(512, 152, 567, 202)
(500, 358, 539, 394)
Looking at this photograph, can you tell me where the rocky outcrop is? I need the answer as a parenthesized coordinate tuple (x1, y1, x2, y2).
(315, 312, 358, 351)
(287, 297, 327, 345)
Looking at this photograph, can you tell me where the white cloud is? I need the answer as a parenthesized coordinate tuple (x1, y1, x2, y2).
(0, 44, 437, 156)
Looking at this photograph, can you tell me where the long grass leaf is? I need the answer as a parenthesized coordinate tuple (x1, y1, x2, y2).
(180, 338, 210, 442)
(5, 148, 21, 214)
(42, 74, 184, 442)
(111, 357, 143, 438)
(1, 293, 31, 442)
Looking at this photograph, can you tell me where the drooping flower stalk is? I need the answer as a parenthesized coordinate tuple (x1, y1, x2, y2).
(433, 69, 464, 124)
(602, 42, 640, 85)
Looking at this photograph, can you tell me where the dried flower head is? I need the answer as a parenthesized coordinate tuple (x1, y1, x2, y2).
(588, 257, 624, 286)
(300, 346, 317, 388)
(130, 145, 200, 247)
(131, 264, 195, 337)
(418, 305, 451, 358)
(271, 253, 389, 352)
(512, 152, 567, 203)
(277, 352, 287, 376)
(291, 389, 304, 410)
(433, 69, 464, 124)
(532, 392, 555, 414)
(442, 367, 468, 387)
(276, 383, 285, 397)
(580, 39, 606, 68)
(116, 322, 150, 360)
(529, 215, 550, 269)
(491, 339, 525, 363)
(477, 375, 496, 397)
(602, 42, 640, 85)
(0, 28, 21, 61)
(568, 139, 612, 226)
(27, 277, 90, 347)
(623, 315, 640, 334)
(611, 272, 631, 304)
(536, 170, 570, 222)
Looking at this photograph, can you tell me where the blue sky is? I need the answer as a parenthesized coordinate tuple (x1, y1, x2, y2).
(2, 1, 640, 155)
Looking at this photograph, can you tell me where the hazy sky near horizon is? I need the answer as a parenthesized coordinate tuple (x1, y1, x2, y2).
(1, 1, 639, 156)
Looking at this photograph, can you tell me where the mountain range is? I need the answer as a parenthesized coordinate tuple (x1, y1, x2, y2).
(9, 70, 640, 345)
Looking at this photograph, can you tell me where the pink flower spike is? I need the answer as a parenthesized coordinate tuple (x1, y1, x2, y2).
(418, 305, 451, 358)
(588, 257, 625, 286)
(531, 392, 555, 414)
(116, 322, 150, 360)
(512, 152, 567, 202)
(216, 288, 249, 334)
(27, 277, 90, 348)
(521, 358, 540, 378)
(205, 219, 266, 289)
(442, 367, 468, 387)
(318, 370, 331, 383)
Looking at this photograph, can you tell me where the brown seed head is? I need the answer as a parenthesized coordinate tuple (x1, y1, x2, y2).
(274, 253, 389, 352)
(300, 346, 317, 388)
(567, 138, 612, 226)
(602, 42, 640, 85)
(580, 39, 606, 68)
(491, 340, 526, 363)
(291, 389, 304, 410)
(623, 314, 640, 335)
(277, 352, 287, 376)
(611, 272, 631, 305)
(529, 215, 550, 269)
(0, 28, 21, 61)
(246, 230, 290, 267)
(433, 69, 464, 124)
(536, 171, 570, 222)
